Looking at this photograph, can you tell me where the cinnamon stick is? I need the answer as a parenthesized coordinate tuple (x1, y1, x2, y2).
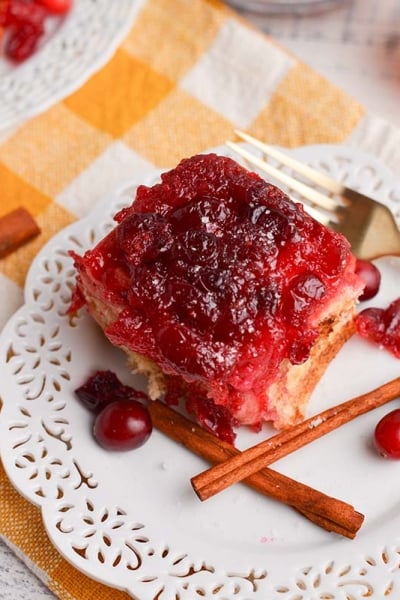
(148, 400, 364, 539)
(0, 207, 41, 258)
(191, 377, 400, 502)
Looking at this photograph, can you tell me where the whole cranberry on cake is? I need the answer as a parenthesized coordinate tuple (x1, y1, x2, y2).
(70, 154, 364, 443)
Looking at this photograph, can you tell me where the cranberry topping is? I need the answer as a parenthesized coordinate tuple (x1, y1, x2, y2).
(356, 298, 400, 358)
(186, 391, 237, 445)
(72, 154, 360, 429)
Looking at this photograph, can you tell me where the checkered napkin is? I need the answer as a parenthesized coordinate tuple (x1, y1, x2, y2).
(1, 0, 400, 598)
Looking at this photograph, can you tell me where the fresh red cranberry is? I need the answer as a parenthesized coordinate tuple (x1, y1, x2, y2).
(1, 0, 72, 62)
(170, 196, 233, 234)
(75, 370, 148, 414)
(374, 409, 400, 459)
(2, 0, 47, 63)
(176, 230, 219, 268)
(356, 298, 400, 358)
(94, 399, 152, 451)
(355, 259, 381, 301)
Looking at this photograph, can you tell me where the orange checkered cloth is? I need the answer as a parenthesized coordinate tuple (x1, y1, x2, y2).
(0, 0, 399, 598)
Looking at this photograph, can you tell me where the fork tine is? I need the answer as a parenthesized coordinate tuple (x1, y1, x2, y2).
(226, 141, 338, 214)
(235, 130, 344, 196)
(294, 202, 332, 226)
(228, 131, 400, 261)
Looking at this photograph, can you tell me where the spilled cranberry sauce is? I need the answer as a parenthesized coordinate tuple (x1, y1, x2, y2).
(75, 370, 148, 413)
(356, 298, 400, 358)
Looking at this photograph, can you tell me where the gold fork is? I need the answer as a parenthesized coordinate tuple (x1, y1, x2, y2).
(227, 130, 400, 260)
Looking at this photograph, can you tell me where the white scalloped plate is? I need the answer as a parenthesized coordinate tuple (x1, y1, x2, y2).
(2, 145, 400, 599)
(0, 0, 145, 130)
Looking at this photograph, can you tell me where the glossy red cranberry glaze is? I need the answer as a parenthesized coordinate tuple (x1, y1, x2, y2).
(356, 298, 400, 358)
(93, 399, 152, 451)
(71, 154, 359, 434)
(75, 370, 148, 413)
(374, 408, 400, 459)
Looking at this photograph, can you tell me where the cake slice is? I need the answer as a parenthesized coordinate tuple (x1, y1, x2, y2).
(70, 154, 364, 442)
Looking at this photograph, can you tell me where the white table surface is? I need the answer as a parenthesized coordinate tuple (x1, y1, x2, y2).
(1, 0, 399, 597)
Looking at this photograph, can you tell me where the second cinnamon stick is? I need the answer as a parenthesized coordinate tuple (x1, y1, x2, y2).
(148, 400, 364, 539)
(191, 377, 400, 503)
